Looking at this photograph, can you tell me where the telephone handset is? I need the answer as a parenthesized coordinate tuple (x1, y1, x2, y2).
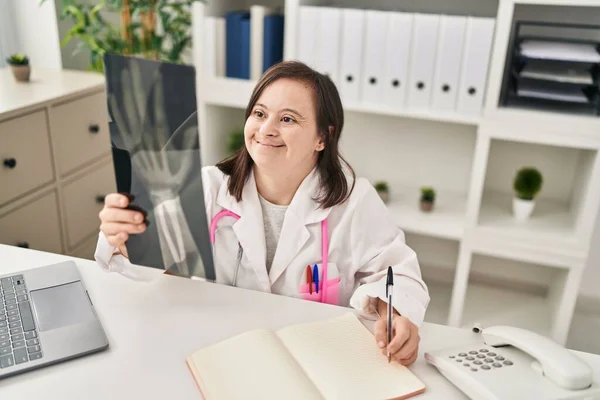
(482, 326, 592, 390)
(425, 325, 599, 400)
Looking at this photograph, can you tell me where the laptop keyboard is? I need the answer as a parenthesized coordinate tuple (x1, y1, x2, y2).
(0, 275, 42, 369)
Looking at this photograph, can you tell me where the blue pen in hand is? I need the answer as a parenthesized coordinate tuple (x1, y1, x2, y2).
(313, 264, 319, 294)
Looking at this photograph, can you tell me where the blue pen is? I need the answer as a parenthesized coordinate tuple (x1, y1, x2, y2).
(313, 264, 319, 294)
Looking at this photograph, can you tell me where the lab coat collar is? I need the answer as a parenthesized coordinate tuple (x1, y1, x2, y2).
(215, 166, 333, 287)
(286, 166, 332, 224)
(216, 170, 270, 292)
(268, 167, 332, 283)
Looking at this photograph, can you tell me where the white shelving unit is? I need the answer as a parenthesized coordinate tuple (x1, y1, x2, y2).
(192, 0, 600, 345)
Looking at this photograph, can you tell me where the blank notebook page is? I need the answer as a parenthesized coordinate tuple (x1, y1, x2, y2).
(277, 313, 426, 400)
(187, 329, 323, 400)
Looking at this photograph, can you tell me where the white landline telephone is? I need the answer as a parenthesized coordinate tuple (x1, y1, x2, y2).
(424, 325, 600, 400)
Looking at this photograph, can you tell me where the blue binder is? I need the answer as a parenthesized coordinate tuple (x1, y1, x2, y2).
(262, 15, 284, 73)
(226, 11, 251, 79)
(262, 15, 283, 72)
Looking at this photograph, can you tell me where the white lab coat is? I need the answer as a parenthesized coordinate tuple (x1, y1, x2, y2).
(95, 166, 430, 326)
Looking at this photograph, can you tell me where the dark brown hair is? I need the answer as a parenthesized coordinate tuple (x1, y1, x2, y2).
(216, 60, 355, 209)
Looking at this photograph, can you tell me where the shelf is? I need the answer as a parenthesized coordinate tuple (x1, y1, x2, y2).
(474, 191, 587, 266)
(200, 77, 257, 109)
(478, 191, 575, 240)
(486, 105, 600, 149)
(424, 280, 553, 339)
(461, 282, 553, 338)
(343, 102, 481, 127)
(199, 77, 482, 126)
(386, 189, 467, 241)
(423, 281, 454, 326)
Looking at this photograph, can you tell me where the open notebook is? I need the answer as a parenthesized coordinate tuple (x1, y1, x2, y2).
(186, 313, 426, 400)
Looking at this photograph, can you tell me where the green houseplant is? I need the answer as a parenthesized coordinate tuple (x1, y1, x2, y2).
(41, 0, 204, 73)
(513, 167, 543, 221)
(227, 129, 245, 155)
(420, 186, 435, 212)
(6, 53, 31, 82)
(374, 181, 389, 203)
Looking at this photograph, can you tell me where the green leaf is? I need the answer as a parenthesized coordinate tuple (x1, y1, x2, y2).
(168, 37, 190, 61)
(89, 2, 105, 21)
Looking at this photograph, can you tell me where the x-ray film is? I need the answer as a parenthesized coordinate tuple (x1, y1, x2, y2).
(103, 53, 215, 280)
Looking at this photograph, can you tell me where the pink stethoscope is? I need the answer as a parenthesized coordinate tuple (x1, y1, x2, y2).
(209, 209, 330, 303)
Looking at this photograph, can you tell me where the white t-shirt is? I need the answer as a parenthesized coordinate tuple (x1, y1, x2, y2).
(258, 195, 288, 273)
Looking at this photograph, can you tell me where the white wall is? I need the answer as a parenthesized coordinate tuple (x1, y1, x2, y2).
(12, 0, 62, 69)
(0, 0, 19, 67)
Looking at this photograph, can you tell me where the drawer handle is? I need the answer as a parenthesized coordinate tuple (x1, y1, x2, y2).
(3, 158, 16, 169)
(96, 195, 106, 204)
(89, 124, 100, 134)
(17, 242, 29, 249)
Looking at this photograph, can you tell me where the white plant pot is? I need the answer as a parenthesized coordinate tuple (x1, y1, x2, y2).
(513, 197, 535, 221)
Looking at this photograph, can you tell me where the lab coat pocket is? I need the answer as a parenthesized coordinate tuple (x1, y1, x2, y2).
(298, 263, 341, 305)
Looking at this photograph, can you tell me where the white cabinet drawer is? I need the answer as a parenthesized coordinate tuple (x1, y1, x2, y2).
(70, 233, 99, 260)
(0, 110, 54, 206)
(0, 191, 62, 253)
(62, 161, 116, 249)
(49, 92, 111, 176)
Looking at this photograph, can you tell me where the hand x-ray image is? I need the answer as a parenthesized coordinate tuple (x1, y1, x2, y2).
(103, 53, 215, 281)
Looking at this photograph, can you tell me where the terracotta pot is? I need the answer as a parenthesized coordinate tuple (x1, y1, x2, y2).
(10, 64, 30, 82)
(377, 190, 389, 204)
(420, 200, 434, 212)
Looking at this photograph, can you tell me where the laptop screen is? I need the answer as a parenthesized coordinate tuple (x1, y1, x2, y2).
(102, 53, 215, 281)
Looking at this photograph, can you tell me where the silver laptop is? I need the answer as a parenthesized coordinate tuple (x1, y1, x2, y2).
(0, 261, 108, 378)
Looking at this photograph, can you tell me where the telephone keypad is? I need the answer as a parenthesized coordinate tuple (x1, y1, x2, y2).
(448, 348, 514, 372)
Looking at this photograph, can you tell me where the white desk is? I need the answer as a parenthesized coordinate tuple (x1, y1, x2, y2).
(1, 244, 599, 399)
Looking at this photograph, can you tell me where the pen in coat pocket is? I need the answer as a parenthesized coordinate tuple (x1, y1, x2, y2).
(306, 265, 313, 294)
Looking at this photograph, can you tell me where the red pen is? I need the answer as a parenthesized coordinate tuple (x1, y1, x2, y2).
(306, 265, 313, 294)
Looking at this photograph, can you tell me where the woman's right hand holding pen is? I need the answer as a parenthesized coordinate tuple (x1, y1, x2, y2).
(374, 299, 420, 366)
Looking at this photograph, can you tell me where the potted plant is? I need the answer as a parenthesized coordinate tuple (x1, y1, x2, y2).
(6, 53, 30, 82)
(227, 129, 245, 155)
(513, 167, 543, 221)
(40, 0, 205, 73)
(420, 187, 435, 212)
(374, 181, 390, 203)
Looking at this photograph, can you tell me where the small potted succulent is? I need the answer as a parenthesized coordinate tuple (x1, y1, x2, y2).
(513, 167, 543, 221)
(6, 53, 30, 82)
(420, 186, 436, 212)
(227, 128, 245, 155)
(374, 181, 390, 203)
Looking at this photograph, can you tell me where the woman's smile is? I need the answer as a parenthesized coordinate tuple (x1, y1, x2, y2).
(254, 138, 285, 148)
